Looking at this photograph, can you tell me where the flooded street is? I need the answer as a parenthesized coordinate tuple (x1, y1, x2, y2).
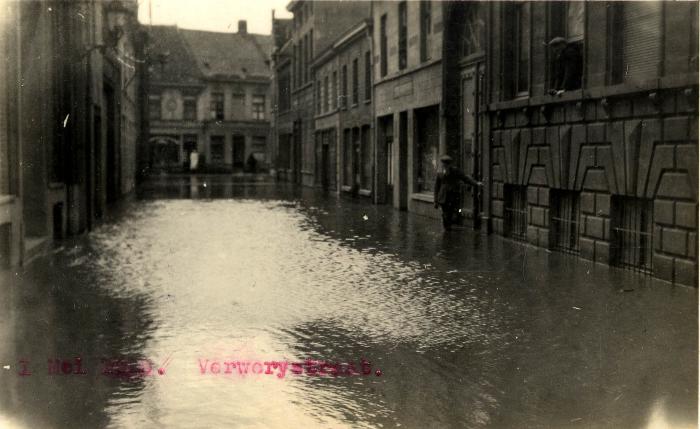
(0, 177, 696, 429)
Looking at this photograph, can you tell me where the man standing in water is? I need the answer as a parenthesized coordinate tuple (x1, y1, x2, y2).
(434, 155, 482, 231)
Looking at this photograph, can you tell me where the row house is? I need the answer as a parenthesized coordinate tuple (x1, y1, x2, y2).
(0, 0, 146, 268)
(146, 21, 272, 173)
(271, 1, 698, 287)
(274, 0, 370, 186)
(312, 20, 373, 197)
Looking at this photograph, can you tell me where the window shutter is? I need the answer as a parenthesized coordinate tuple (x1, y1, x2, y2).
(622, 2, 662, 83)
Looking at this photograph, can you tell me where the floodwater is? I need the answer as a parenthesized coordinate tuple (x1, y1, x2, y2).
(0, 176, 696, 429)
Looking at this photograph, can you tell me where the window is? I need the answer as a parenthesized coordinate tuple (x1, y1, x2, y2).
(608, 2, 662, 85)
(341, 65, 348, 108)
(316, 80, 321, 114)
(420, 1, 431, 62)
(415, 106, 438, 193)
(549, 1, 584, 91)
(398, 2, 408, 70)
(360, 125, 372, 190)
(324, 75, 329, 112)
(252, 95, 265, 120)
(516, 3, 530, 94)
(304, 34, 310, 83)
(364, 51, 371, 101)
(504, 185, 528, 240)
(183, 97, 196, 120)
(343, 129, 353, 186)
(611, 196, 653, 273)
(149, 96, 161, 120)
(380, 14, 388, 77)
(462, 2, 486, 57)
(550, 190, 581, 253)
(210, 136, 225, 162)
(252, 136, 267, 164)
(231, 91, 245, 119)
(184, 134, 198, 159)
(332, 71, 338, 109)
(352, 58, 359, 105)
(210, 92, 224, 120)
(278, 70, 291, 112)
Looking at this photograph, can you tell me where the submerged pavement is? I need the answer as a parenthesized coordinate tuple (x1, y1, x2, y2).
(0, 176, 696, 429)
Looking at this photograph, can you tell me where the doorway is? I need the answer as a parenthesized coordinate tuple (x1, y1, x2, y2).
(232, 135, 245, 169)
(398, 111, 408, 210)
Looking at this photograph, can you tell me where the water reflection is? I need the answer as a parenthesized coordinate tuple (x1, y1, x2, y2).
(0, 178, 696, 428)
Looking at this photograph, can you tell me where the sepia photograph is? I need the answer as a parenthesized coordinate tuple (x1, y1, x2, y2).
(0, 0, 698, 427)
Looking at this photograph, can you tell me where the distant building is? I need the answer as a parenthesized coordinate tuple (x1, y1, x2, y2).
(146, 21, 272, 173)
(312, 20, 373, 196)
(273, 0, 371, 186)
(0, 0, 145, 268)
(269, 1, 698, 287)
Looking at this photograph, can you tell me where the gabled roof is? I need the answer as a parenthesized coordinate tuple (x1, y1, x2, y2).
(148, 25, 272, 84)
(148, 26, 201, 85)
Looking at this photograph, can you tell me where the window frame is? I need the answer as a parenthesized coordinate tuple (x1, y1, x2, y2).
(398, 2, 408, 70)
(352, 58, 359, 105)
(420, 1, 432, 62)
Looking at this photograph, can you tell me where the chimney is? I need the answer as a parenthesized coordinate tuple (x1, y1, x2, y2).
(238, 20, 247, 34)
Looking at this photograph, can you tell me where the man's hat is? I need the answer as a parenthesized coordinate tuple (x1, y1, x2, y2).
(439, 155, 453, 163)
(548, 36, 567, 46)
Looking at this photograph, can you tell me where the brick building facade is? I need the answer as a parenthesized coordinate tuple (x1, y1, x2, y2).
(312, 20, 373, 197)
(271, 0, 698, 286)
(273, 0, 370, 186)
(146, 22, 272, 173)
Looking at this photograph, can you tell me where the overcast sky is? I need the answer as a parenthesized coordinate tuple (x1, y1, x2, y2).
(137, 0, 293, 34)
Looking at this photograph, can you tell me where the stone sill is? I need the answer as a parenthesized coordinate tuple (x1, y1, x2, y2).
(411, 193, 434, 203)
(358, 189, 371, 197)
(488, 73, 698, 112)
(0, 195, 15, 205)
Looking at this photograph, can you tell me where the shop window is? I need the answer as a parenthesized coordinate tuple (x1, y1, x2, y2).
(504, 184, 528, 240)
(550, 190, 581, 253)
(414, 106, 438, 193)
(611, 196, 653, 273)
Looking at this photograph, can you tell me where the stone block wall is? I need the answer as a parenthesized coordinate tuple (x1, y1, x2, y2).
(490, 86, 698, 286)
